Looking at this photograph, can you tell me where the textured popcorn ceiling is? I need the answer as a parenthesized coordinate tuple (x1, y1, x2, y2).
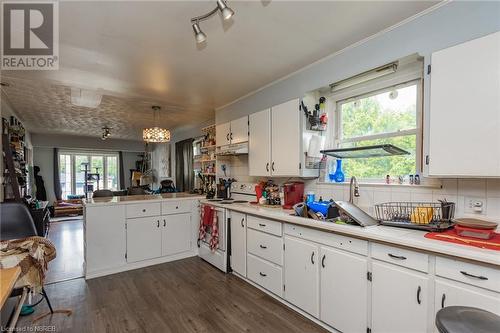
(0, 1, 438, 140)
(0, 76, 209, 140)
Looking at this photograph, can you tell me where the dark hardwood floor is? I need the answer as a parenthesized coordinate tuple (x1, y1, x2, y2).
(46, 219, 84, 284)
(18, 257, 328, 333)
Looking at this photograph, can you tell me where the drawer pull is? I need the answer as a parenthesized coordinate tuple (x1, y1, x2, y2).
(441, 293, 446, 308)
(460, 271, 488, 280)
(157, 220, 160, 228)
(266, 163, 269, 172)
(259, 244, 267, 249)
(259, 272, 267, 277)
(241, 218, 244, 227)
(321, 254, 326, 268)
(142, 209, 146, 212)
(416, 286, 421, 305)
(388, 253, 407, 260)
(176, 206, 179, 209)
(311, 251, 315, 265)
(258, 223, 266, 227)
(163, 219, 166, 227)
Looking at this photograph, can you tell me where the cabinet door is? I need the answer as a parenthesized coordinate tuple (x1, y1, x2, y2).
(216, 122, 231, 147)
(162, 213, 191, 257)
(435, 279, 500, 316)
(284, 236, 319, 317)
(428, 31, 500, 177)
(230, 116, 249, 144)
(320, 246, 368, 333)
(271, 99, 301, 176)
(372, 261, 429, 333)
(230, 211, 246, 276)
(249, 109, 271, 176)
(126, 216, 162, 263)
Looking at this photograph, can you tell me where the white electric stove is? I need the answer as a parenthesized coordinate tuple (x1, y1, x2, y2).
(198, 182, 256, 272)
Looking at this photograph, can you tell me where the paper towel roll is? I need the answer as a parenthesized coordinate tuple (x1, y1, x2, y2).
(307, 135, 326, 158)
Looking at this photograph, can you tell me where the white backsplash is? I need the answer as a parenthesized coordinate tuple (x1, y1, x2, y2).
(217, 155, 500, 221)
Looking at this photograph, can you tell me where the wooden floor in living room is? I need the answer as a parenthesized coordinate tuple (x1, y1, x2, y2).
(46, 218, 84, 284)
(18, 257, 328, 333)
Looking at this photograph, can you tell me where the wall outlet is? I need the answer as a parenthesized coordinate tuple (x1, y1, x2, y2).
(464, 197, 486, 214)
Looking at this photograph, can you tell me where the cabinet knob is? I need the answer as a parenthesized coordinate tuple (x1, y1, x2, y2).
(176, 206, 178, 209)
(142, 209, 146, 212)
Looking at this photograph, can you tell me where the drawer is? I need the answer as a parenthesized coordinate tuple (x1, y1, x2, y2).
(247, 253, 283, 297)
(284, 223, 368, 256)
(371, 243, 429, 273)
(247, 229, 283, 265)
(436, 257, 500, 292)
(247, 215, 282, 236)
(162, 200, 191, 215)
(126, 202, 161, 218)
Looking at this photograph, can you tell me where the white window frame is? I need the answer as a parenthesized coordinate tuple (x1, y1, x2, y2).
(58, 150, 120, 196)
(327, 75, 423, 182)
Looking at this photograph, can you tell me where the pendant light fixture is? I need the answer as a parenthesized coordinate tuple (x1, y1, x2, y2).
(190, 0, 235, 44)
(143, 106, 171, 143)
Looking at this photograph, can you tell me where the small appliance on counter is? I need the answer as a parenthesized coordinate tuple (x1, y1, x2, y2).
(282, 182, 305, 209)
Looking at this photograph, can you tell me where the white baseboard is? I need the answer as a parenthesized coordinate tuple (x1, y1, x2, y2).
(85, 251, 197, 279)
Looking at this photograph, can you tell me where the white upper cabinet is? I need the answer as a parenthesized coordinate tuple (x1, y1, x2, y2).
(230, 116, 249, 144)
(248, 98, 316, 178)
(216, 116, 249, 147)
(428, 31, 500, 177)
(249, 109, 272, 176)
(271, 99, 301, 176)
(216, 122, 231, 147)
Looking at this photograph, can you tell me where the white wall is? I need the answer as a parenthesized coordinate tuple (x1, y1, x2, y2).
(216, 1, 500, 124)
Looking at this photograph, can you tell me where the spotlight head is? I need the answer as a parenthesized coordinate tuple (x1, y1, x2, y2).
(192, 22, 207, 43)
(217, 0, 234, 20)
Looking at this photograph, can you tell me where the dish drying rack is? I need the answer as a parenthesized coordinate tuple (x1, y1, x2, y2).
(375, 201, 455, 231)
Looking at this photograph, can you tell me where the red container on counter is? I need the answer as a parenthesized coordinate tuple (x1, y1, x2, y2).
(282, 182, 304, 209)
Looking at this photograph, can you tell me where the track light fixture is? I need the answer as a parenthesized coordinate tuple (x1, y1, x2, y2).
(101, 126, 111, 140)
(190, 0, 235, 43)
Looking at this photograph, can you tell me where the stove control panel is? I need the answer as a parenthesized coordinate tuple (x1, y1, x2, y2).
(231, 182, 257, 195)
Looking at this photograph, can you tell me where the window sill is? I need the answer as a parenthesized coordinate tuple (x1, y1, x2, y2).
(316, 181, 442, 189)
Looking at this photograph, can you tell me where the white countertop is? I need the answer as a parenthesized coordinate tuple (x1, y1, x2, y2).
(84, 193, 204, 206)
(201, 200, 500, 267)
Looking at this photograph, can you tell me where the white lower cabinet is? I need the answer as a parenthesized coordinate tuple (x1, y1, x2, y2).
(247, 253, 283, 297)
(284, 236, 319, 317)
(230, 211, 247, 276)
(126, 216, 162, 263)
(371, 261, 429, 333)
(434, 278, 500, 316)
(127, 213, 191, 263)
(320, 246, 368, 333)
(161, 213, 191, 257)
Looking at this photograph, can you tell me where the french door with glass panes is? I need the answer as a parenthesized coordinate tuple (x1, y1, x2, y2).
(59, 151, 119, 198)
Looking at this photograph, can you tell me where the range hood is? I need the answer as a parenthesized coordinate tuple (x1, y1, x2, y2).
(215, 142, 248, 156)
(320, 144, 409, 159)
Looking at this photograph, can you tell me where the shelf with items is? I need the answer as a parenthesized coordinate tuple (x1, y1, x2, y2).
(2, 116, 28, 201)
